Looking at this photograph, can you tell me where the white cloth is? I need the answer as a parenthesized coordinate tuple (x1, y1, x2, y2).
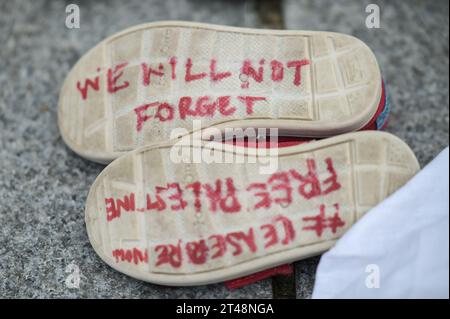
(312, 147, 449, 299)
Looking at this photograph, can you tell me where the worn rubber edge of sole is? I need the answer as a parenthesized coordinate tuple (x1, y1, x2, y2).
(85, 131, 419, 286)
(59, 21, 382, 164)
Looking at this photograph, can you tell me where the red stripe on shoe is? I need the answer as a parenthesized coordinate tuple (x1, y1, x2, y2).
(225, 264, 294, 290)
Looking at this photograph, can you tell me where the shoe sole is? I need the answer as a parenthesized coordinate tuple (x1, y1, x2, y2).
(59, 21, 382, 163)
(85, 131, 419, 286)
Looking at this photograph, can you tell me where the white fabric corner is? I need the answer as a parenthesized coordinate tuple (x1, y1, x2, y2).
(312, 147, 449, 299)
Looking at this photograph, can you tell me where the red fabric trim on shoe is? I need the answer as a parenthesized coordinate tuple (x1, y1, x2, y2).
(225, 264, 294, 290)
(225, 136, 312, 148)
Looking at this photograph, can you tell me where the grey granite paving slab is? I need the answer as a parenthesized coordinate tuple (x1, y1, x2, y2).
(284, 0, 449, 298)
(0, 0, 271, 299)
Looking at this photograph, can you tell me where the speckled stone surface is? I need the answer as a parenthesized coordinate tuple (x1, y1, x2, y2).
(0, 0, 448, 299)
(284, 0, 449, 298)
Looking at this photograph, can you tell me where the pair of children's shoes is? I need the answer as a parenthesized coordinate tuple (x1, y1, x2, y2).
(59, 21, 419, 287)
